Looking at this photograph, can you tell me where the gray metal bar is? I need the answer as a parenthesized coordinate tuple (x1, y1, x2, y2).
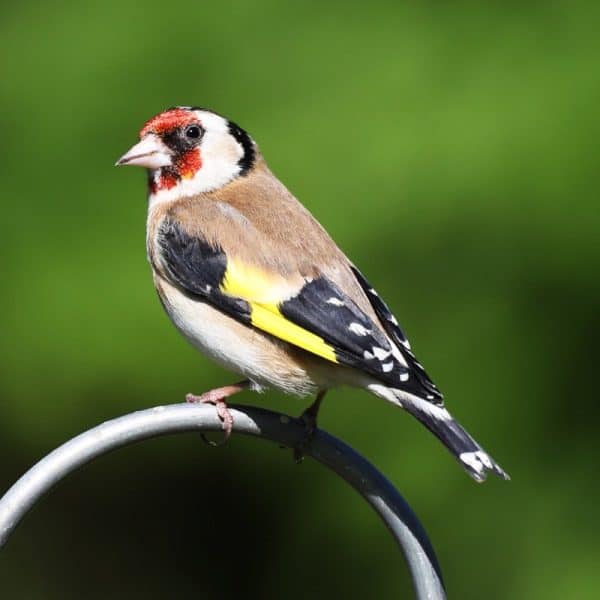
(0, 403, 446, 599)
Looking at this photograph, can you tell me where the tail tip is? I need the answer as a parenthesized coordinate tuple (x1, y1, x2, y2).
(460, 450, 510, 483)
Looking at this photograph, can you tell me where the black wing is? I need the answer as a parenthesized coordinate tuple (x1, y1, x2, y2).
(350, 266, 443, 403)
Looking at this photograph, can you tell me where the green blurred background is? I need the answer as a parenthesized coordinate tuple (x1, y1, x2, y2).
(1, 0, 598, 597)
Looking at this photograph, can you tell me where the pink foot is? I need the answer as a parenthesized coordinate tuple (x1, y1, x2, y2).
(186, 382, 248, 445)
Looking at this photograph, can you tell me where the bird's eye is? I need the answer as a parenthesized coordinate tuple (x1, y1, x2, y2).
(185, 125, 202, 139)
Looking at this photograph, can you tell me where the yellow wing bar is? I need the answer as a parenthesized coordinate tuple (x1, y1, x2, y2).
(221, 259, 338, 364)
(249, 302, 337, 363)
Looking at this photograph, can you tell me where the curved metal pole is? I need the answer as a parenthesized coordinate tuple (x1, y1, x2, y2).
(0, 403, 446, 599)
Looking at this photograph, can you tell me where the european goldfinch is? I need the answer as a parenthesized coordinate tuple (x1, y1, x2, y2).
(116, 106, 508, 482)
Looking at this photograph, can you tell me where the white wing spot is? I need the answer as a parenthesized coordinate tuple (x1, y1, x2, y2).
(327, 297, 345, 307)
(382, 361, 394, 373)
(363, 350, 374, 360)
(390, 343, 408, 367)
(400, 372, 409, 381)
(372, 346, 391, 361)
(389, 315, 399, 326)
(369, 288, 378, 296)
(348, 322, 370, 336)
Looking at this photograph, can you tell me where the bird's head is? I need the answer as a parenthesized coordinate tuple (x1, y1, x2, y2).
(117, 106, 255, 200)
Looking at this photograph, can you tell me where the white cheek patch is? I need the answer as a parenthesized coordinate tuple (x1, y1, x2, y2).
(197, 129, 244, 187)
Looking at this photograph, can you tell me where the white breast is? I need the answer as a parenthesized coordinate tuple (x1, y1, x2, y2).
(155, 277, 318, 396)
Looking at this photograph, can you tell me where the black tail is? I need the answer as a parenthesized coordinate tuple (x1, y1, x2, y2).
(371, 385, 509, 482)
(403, 394, 509, 482)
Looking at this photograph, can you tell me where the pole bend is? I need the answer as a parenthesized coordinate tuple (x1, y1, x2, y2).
(0, 403, 445, 599)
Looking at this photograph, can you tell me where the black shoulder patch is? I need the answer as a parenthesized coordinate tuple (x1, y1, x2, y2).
(156, 218, 251, 323)
(157, 218, 227, 292)
(350, 266, 443, 403)
(227, 120, 255, 175)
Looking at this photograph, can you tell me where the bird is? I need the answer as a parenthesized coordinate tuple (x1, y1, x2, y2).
(116, 106, 509, 482)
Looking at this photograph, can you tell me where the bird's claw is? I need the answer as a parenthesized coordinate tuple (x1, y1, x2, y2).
(186, 391, 233, 446)
(292, 391, 326, 462)
(293, 408, 318, 463)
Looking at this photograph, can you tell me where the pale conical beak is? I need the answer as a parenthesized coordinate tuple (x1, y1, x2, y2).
(115, 134, 172, 169)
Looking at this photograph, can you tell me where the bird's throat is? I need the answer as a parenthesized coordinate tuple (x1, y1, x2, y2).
(148, 148, 202, 195)
(148, 168, 179, 195)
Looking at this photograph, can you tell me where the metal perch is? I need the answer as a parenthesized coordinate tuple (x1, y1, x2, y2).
(0, 403, 446, 599)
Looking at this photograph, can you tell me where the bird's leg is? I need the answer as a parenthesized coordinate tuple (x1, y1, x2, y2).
(294, 390, 327, 463)
(186, 380, 250, 445)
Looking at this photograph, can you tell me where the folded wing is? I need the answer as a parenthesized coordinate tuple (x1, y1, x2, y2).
(156, 217, 439, 398)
